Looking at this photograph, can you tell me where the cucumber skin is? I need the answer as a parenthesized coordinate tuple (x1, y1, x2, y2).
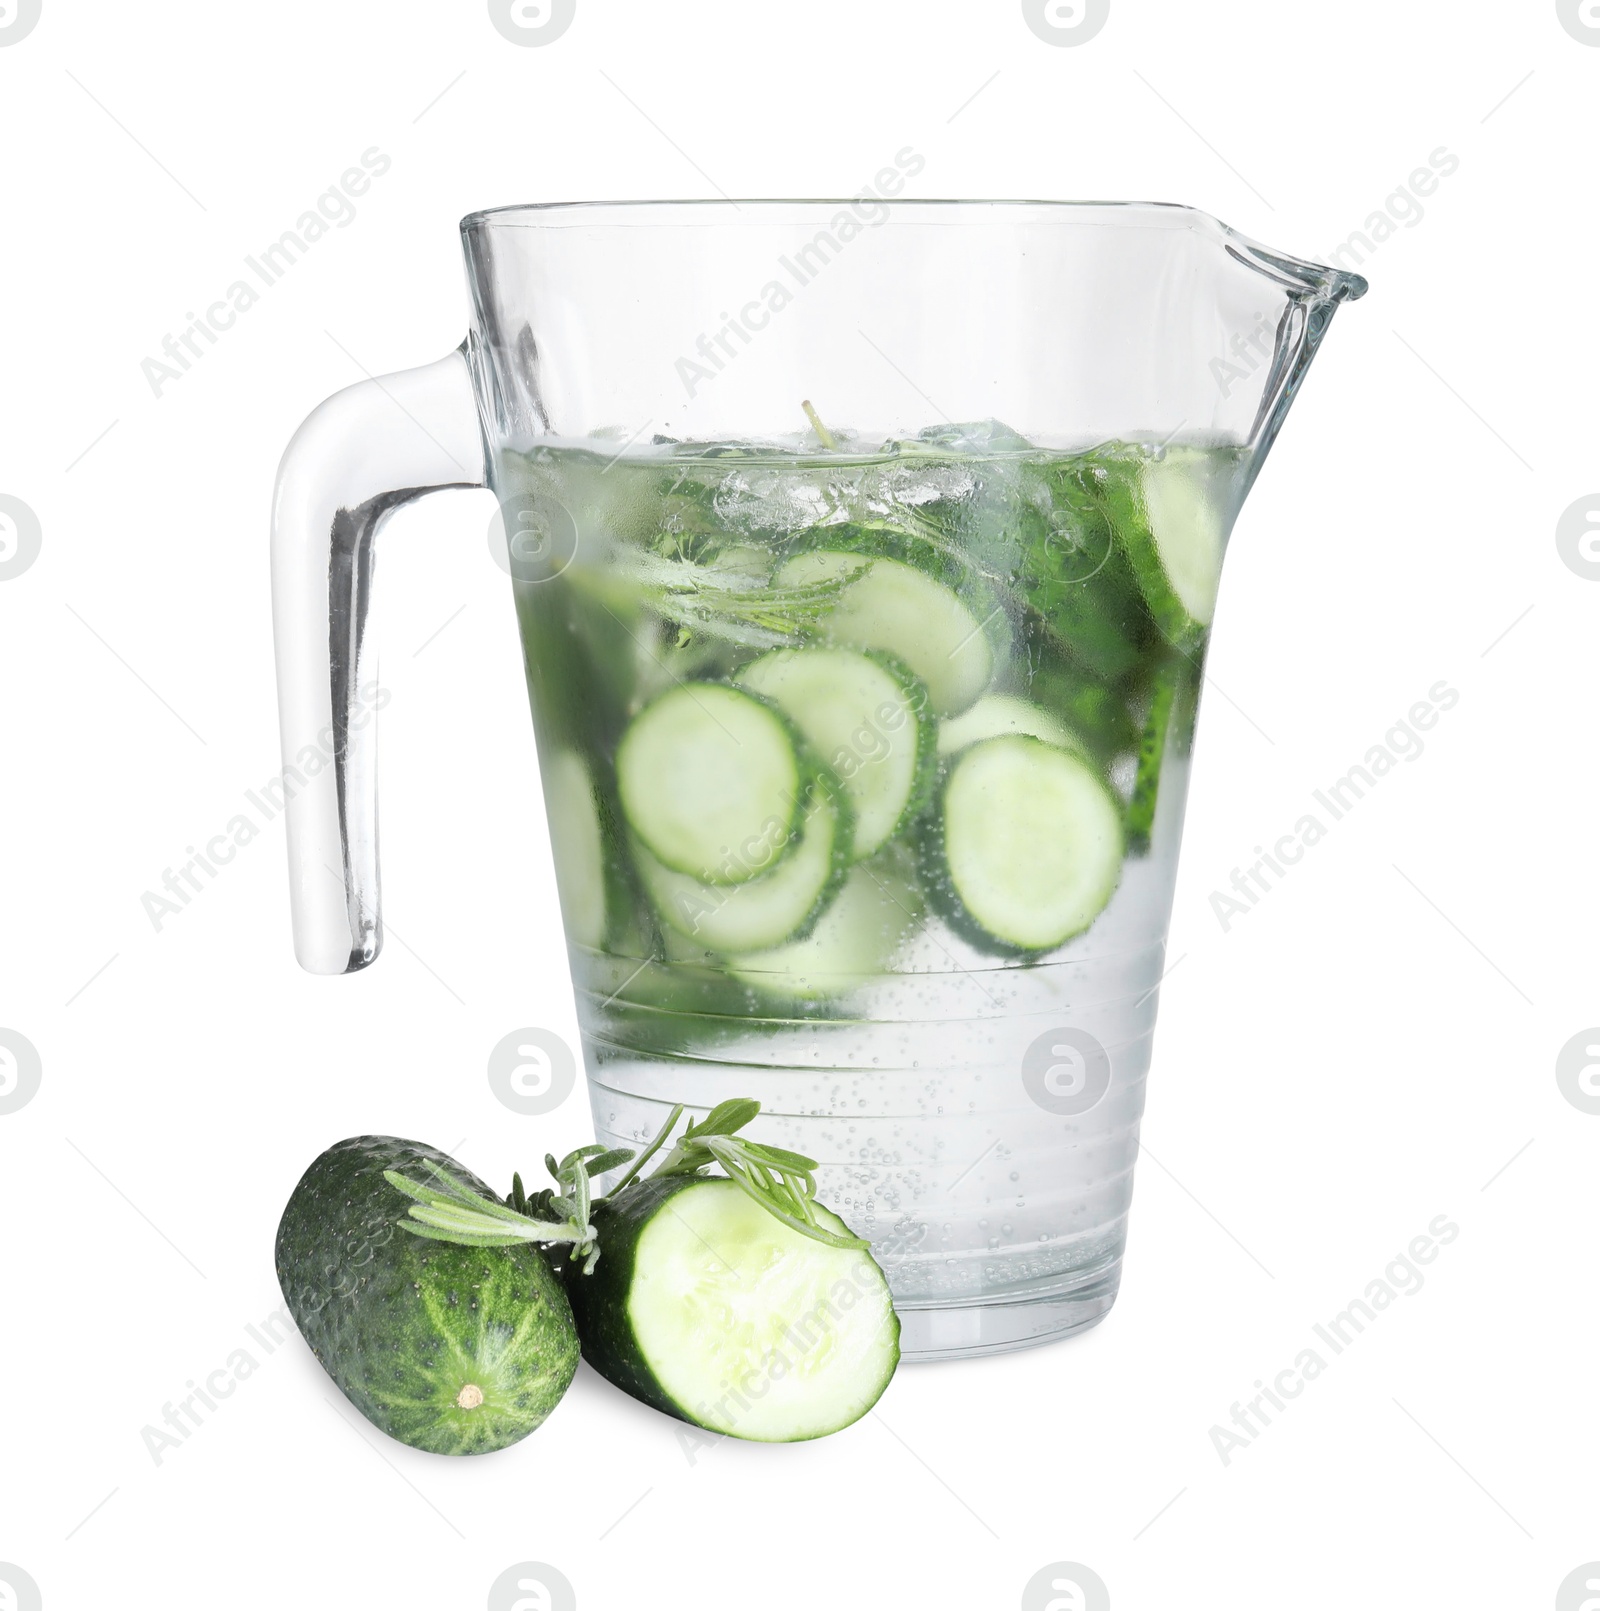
(1126, 660, 1179, 856)
(555, 1175, 698, 1425)
(275, 1137, 579, 1457)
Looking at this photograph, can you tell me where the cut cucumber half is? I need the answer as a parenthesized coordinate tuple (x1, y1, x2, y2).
(634, 775, 850, 952)
(616, 683, 802, 884)
(776, 551, 994, 717)
(541, 750, 609, 950)
(1102, 448, 1227, 648)
(563, 1175, 899, 1442)
(932, 735, 1124, 953)
(728, 851, 924, 1000)
(736, 648, 931, 861)
(937, 694, 1079, 759)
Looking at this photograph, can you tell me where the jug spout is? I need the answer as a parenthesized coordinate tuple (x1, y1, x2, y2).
(1201, 218, 1368, 477)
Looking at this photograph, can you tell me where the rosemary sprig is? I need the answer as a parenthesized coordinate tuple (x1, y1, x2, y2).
(616, 551, 865, 648)
(386, 1099, 865, 1271)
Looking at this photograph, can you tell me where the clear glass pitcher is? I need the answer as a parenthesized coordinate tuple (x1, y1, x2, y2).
(271, 201, 1365, 1361)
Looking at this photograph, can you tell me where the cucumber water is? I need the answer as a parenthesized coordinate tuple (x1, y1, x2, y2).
(500, 424, 1248, 1332)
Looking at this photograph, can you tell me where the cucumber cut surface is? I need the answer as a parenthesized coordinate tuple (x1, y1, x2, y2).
(737, 648, 930, 860)
(565, 1176, 899, 1442)
(937, 735, 1124, 952)
(542, 750, 608, 950)
(777, 550, 994, 717)
(635, 776, 849, 952)
(937, 694, 1079, 758)
(616, 683, 801, 884)
(1105, 448, 1227, 647)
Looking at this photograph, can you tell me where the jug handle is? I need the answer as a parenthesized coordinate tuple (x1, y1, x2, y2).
(270, 346, 487, 974)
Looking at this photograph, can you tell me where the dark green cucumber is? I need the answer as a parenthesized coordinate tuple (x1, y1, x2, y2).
(275, 1137, 578, 1456)
(559, 1175, 899, 1442)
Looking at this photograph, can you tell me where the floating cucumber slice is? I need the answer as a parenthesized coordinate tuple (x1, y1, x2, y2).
(541, 750, 609, 950)
(736, 648, 931, 860)
(937, 694, 1079, 758)
(1101, 448, 1227, 648)
(932, 735, 1124, 953)
(776, 551, 994, 717)
(727, 851, 924, 1000)
(616, 683, 802, 884)
(634, 775, 850, 952)
(563, 1176, 898, 1442)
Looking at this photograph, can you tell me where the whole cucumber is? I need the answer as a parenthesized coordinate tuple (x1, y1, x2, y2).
(275, 1136, 578, 1456)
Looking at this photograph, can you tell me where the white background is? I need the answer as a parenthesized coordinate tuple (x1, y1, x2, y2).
(2, 2, 1596, 1607)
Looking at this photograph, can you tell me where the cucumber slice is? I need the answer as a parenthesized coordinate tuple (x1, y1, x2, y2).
(932, 735, 1124, 953)
(634, 774, 850, 952)
(1126, 660, 1178, 856)
(937, 694, 1079, 758)
(727, 850, 924, 1000)
(776, 551, 994, 717)
(616, 683, 802, 885)
(736, 648, 931, 860)
(542, 750, 608, 950)
(562, 1175, 899, 1442)
(1101, 448, 1227, 648)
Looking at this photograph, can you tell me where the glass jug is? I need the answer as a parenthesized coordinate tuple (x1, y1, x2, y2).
(271, 201, 1365, 1360)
